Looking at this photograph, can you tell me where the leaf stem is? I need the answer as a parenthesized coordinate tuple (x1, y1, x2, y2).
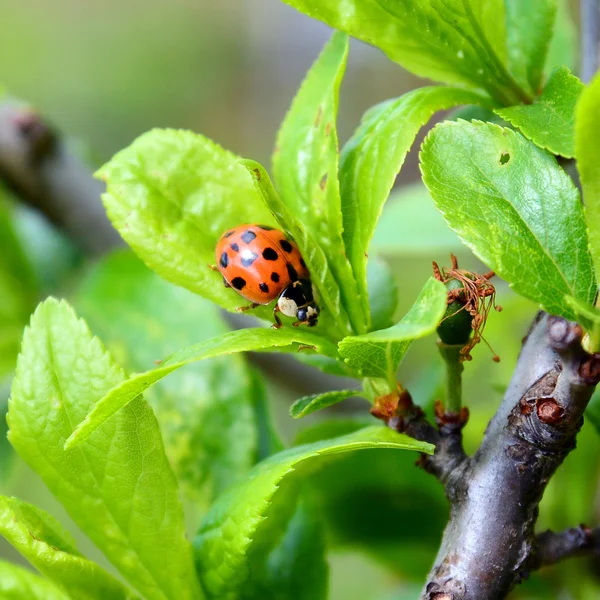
(438, 342, 464, 413)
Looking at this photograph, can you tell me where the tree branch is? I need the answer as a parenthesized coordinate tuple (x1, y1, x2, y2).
(533, 526, 600, 568)
(419, 313, 600, 599)
(0, 99, 122, 255)
(387, 392, 470, 495)
(581, 0, 600, 84)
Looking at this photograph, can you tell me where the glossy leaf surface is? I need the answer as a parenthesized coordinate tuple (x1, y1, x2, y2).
(496, 67, 584, 157)
(8, 299, 201, 600)
(66, 326, 338, 449)
(340, 86, 491, 316)
(339, 278, 447, 384)
(421, 121, 595, 319)
(194, 426, 432, 598)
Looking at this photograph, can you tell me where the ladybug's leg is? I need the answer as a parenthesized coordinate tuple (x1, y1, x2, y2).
(272, 305, 283, 329)
(237, 302, 260, 313)
(208, 264, 219, 272)
(292, 320, 310, 328)
(222, 277, 231, 288)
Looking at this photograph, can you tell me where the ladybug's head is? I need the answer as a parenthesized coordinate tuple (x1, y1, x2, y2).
(277, 279, 319, 327)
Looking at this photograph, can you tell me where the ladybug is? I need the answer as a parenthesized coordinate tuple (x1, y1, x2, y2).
(215, 224, 319, 328)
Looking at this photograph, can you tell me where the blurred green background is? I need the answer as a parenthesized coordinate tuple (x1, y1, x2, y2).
(1, 0, 598, 599)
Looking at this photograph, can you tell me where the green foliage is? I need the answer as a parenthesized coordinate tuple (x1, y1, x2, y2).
(2, 1, 597, 597)
(273, 31, 366, 334)
(290, 390, 364, 419)
(241, 161, 351, 339)
(576, 73, 600, 289)
(564, 296, 600, 335)
(504, 0, 556, 95)
(0, 497, 137, 600)
(98, 129, 277, 319)
(74, 250, 268, 508)
(252, 498, 328, 600)
(496, 67, 584, 158)
(0, 559, 67, 600)
(339, 87, 491, 320)
(7, 299, 202, 600)
(339, 278, 447, 386)
(282, 0, 529, 104)
(194, 426, 432, 598)
(367, 258, 399, 331)
(65, 326, 337, 450)
(301, 427, 448, 579)
(421, 121, 595, 320)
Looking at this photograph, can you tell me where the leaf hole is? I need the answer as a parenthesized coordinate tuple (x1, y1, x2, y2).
(499, 152, 510, 165)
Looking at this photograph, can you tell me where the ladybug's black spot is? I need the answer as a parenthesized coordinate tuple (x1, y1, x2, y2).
(230, 243, 240, 253)
(271, 272, 280, 283)
(280, 239, 293, 253)
(219, 252, 229, 268)
(231, 277, 246, 290)
(223, 230, 235, 238)
(259, 282, 269, 293)
(262, 247, 278, 261)
(287, 263, 298, 282)
(241, 230, 257, 244)
(258, 225, 274, 231)
(241, 252, 259, 267)
(300, 258, 307, 269)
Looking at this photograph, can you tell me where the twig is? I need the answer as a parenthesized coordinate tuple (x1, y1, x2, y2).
(581, 0, 600, 83)
(421, 314, 600, 599)
(533, 526, 600, 568)
(0, 99, 122, 255)
(438, 343, 464, 414)
(387, 392, 469, 494)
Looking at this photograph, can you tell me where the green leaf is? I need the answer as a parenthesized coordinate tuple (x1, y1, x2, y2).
(367, 257, 398, 331)
(290, 389, 363, 419)
(576, 73, 600, 288)
(241, 497, 329, 600)
(66, 326, 338, 450)
(338, 277, 447, 385)
(74, 250, 267, 508)
(194, 425, 432, 598)
(564, 296, 599, 334)
(421, 121, 595, 320)
(273, 32, 366, 334)
(281, 0, 526, 104)
(0, 559, 67, 600)
(495, 67, 584, 158)
(242, 160, 351, 338)
(97, 129, 278, 323)
(7, 299, 202, 600)
(340, 86, 491, 315)
(504, 0, 556, 95)
(305, 439, 447, 579)
(371, 185, 462, 256)
(0, 497, 137, 600)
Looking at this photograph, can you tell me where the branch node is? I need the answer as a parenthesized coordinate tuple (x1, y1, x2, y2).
(578, 353, 600, 385)
(547, 316, 582, 352)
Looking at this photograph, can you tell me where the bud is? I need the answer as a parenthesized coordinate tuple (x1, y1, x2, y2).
(432, 255, 501, 362)
(437, 279, 473, 345)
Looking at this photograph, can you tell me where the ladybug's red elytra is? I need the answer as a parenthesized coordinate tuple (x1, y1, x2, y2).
(215, 224, 319, 328)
